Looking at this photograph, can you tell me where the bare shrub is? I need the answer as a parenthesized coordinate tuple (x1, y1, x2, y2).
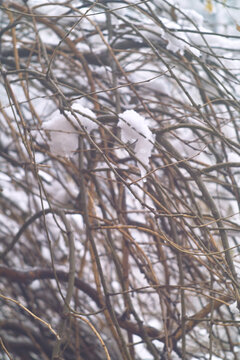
(0, 1, 240, 359)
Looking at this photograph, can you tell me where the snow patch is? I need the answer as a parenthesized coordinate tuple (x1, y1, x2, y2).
(118, 110, 155, 177)
(229, 301, 240, 315)
(43, 110, 79, 157)
(70, 103, 97, 132)
(42, 103, 97, 157)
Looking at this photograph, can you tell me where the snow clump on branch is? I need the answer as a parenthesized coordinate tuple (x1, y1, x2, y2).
(118, 110, 155, 178)
(43, 102, 97, 157)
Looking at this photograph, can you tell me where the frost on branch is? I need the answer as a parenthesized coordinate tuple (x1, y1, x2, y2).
(43, 103, 97, 157)
(118, 110, 155, 177)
